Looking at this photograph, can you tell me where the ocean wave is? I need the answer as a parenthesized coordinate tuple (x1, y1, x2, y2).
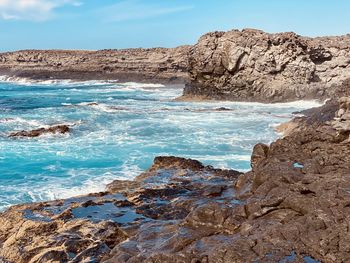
(0, 75, 167, 90)
(1, 169, 139, 210)
(62, 101, 126, 113)
(0, 79, 323, 211)
(189, 100, 323, 109)
(0, 117, 82, 127)
(0, 117, 46, 127)
(119, 82, 165, 89)
(0, 75, 118, 87)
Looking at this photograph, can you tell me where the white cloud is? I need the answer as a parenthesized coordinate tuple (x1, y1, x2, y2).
(99, 0, 194, 22)
(0, 0, 81, 21)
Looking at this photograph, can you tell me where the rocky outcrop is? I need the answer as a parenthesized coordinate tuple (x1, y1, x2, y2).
(0, 47, 190, 84)
(1, 29, 350, 102)
(0, 157, 242, 262)
(1, 96, 350, 262)
(9, 125, 70, 138)
(276, 80, 350, 137)
(182, 29, 350, 102)
(332, 97, 350, 141)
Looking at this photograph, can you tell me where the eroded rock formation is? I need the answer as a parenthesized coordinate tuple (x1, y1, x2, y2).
(183, 29, 350, 102)
(1, 96, 350, 262)
(332, 97, 350, 142)
(0, 47, 190, 84)
(1, 29, 350, 103)
(0, 157, 242, 262)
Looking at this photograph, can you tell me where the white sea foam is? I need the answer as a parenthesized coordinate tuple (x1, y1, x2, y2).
(119, 82, 165, 89)
(0, 117, 46, 127)
(0, 75, 116, 86)
(0, 75, 169, 90)
(0, 79, 325, 211)
(32, 169, 141, 202)
(180, 98, 322, 111)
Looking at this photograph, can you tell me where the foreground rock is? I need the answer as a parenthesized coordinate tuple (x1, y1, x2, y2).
(1, 96, 350, 262)
(0, 47, 190, 84)
(0, 157, 242, 262)
(9, 125, 70, 138)
(183, 29, 350, 102)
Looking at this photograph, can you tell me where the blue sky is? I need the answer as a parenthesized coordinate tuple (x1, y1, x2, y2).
(0, 0, 349, 51)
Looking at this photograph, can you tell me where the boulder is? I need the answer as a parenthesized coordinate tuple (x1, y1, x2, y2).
(9, 125, 70, 138)
(183, 29, 350, 102)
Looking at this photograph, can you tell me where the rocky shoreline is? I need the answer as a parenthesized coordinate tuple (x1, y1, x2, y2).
(1, 28, 350, 262)
(183, 29, 350, 103)
(1, 92, 350, 262)
(1, 29, 350, 103)
(0, 47, 190, 84)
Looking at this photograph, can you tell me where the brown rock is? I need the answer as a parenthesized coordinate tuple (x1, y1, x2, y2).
(9, 125, 70, 138)
(0, 47, 190, 84)
(250, 143, 269, 169)
(183, 29, 350, 102)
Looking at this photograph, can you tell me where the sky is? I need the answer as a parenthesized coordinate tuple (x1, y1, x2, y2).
(0, 0, 349, 51)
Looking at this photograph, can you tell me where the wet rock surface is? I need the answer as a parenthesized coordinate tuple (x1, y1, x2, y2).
(183, 29, 350, 102)
(8, 124, 71, 138)
(0, 157, 242, 262)
(1, 96, 350, 262)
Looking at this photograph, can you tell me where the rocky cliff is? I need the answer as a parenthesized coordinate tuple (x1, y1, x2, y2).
(183, 29, 350, 102)
(0, 47, 190, 84)
(1, 88, 350, 262)
(2, 29, 350, 103)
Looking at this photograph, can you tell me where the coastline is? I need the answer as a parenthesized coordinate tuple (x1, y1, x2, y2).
(0, 69, 189, 85)
(1, 29, 350, 103)
(0, 46, 191, 86)
(1, 79, 317, 214)
(1, 28, 350, 262)
(1, 95, 349, 262)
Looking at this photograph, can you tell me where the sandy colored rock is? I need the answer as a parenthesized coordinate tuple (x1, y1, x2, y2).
(183, 29, 350, 102)
(0, 47, 190, 84)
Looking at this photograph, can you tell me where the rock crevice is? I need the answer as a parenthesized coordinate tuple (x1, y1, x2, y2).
(183, 29, 350, 102)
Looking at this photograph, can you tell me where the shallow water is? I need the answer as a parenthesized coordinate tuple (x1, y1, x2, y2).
(0, 77, 321, 211)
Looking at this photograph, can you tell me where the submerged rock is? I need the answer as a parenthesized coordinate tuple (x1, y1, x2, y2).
(8, 125, 70, 138)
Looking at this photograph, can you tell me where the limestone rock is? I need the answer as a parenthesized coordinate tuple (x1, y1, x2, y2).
(0, 47, 191, 84)
(183, 29, 350, 102)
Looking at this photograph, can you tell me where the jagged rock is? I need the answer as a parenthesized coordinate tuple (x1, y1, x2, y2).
(0, 157, 242, 263)
(1, 97, 350, 262)
(332, 97, 350, 141)
(2, 32, 350, 262)
(1, 29, 350, 103)
(276, 98, 340, 137)
(9, 125, 70, 138)
(183, 29, 350, 102)
(250, 143, 269, 169)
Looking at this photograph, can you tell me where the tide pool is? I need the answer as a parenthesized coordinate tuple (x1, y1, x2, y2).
(0, 78, 321, 211)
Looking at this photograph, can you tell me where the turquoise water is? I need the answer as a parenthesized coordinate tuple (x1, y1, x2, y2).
(0, 78, 320, 211)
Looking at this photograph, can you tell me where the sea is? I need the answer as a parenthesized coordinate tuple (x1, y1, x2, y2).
(0, 76, 321, 211)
